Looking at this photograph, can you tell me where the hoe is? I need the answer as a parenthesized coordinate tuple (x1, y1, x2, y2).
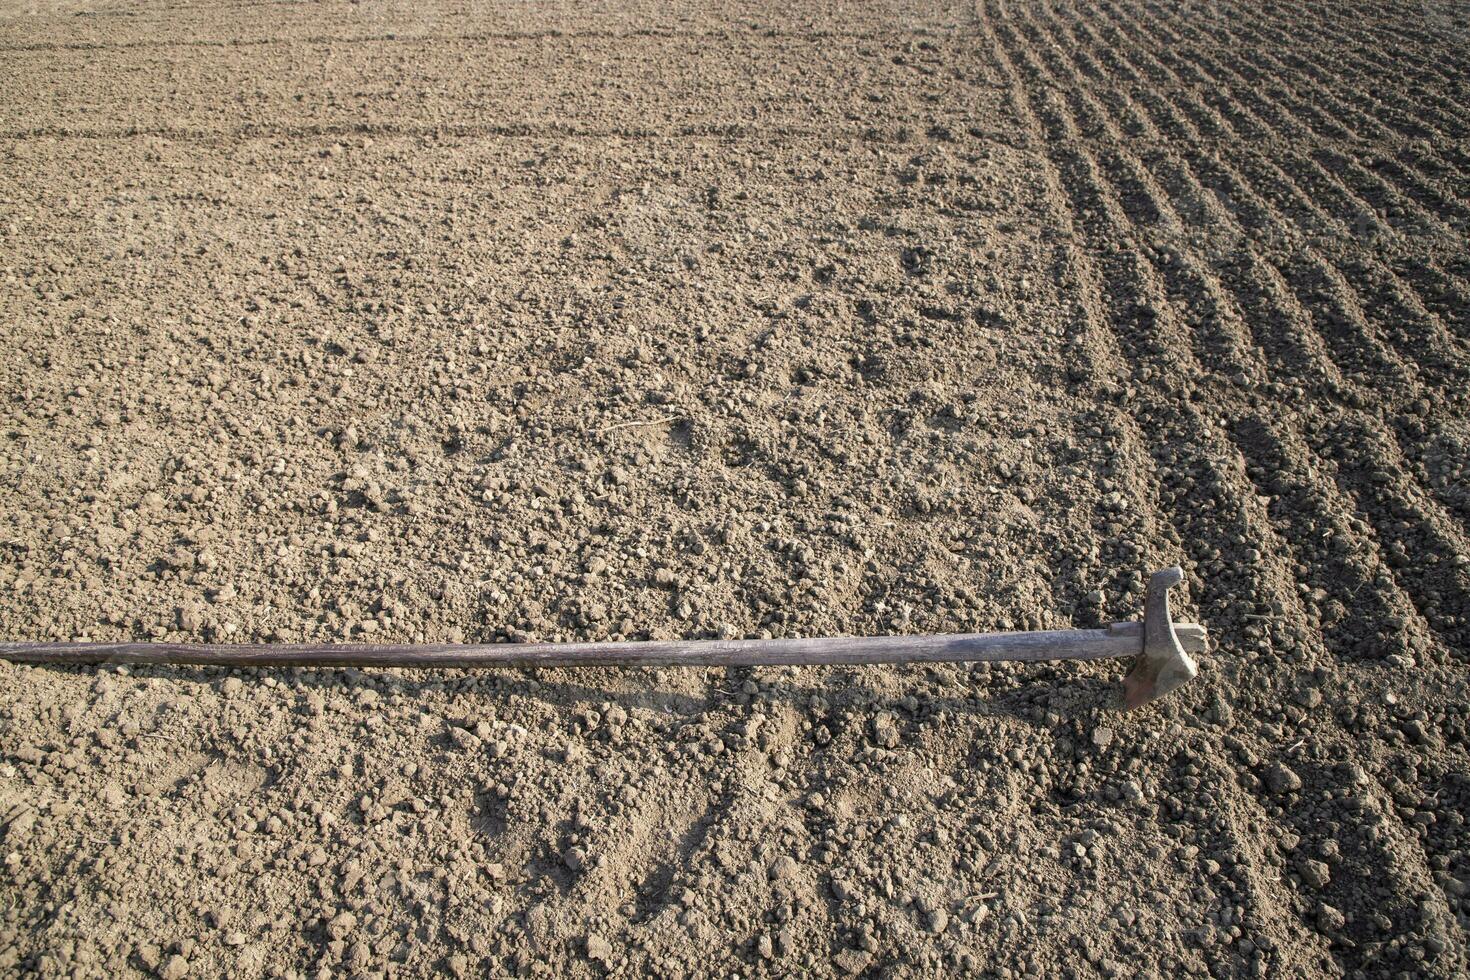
(0, 568, 1205, 708)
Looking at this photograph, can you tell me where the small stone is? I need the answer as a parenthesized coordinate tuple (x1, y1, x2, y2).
(833, 948, 871, 975)
(326, 911, 356, 940)
(870, 714, 899, 749)
(448, 727, 481, 750)
(563, 847, 587, 871)
(1091, 726, 1115, 750)
(4, 809, 35, 841)
(1293, 687, 1322, 709)
(927, 908, 949, 933)
(135, 945, 162, 970)
(585, 933, 613, 963)
(603, 704, 628, 728)
(159, 955, 189, 980)
(1264, 762, 1302, 794)
(1298, 859, 1331, 890)
(222, 932, 246, 947)
(1316, 903, 1345, 932)
(769, 855, 800, 881)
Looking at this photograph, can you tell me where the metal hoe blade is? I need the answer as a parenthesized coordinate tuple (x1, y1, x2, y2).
(1122, 567, 1200, 708)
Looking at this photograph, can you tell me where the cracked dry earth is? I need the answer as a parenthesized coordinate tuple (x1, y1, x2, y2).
(2, 0, 1470, 976)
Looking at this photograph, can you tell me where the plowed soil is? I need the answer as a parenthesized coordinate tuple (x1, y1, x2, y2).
(2, 0, 1469, 976)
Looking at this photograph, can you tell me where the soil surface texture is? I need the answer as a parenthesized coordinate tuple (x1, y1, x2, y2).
(2, 0, 1469, 976)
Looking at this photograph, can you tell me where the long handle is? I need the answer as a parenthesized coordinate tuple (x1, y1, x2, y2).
(0, 623, 1205, 670)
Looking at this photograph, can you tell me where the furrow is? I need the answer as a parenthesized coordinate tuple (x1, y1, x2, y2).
(1307, 414, 1470, 653)
(1058, 16, 1208, 145)
(1202, 0, 1470, 101)
(1216, 242, 1470, 552)
(1285, 0, 1470, 81)
(1051, 5, 1425, 400)
(1158, 45, 1458, 218)
(1358, 154, 1470, 242)
(969, 21, 1206, 662)
(1390, 255, 1470, 345)
(1143, 187, 1470, 646)
(1281, 756, 1470, 976)
(1088, 4, 1470, 402)
(1008, 0, 1470, 662)
(1217, 256, 1470, 648)
(1327, 256, 1470, 402)
(1230, 413, 1424, 664)
(1083, 170, 1443, 665)
(1307, 146, 1469, 243)
(1199, 1, 1470, 143)
(1270, 249, 1420, 397)
(1117, 0, 1470, 180)
(996, 7, 1313, 647)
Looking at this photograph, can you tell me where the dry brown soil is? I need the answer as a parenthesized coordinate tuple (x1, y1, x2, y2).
(2, 0, 1470, 976)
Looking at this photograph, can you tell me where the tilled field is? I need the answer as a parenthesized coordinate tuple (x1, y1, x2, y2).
(2, 0, 1469, 976)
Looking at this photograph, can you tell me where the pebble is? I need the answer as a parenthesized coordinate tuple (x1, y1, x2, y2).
(563, 847, 587, 871)
(448, 727, 481, 750)
(326, 912, 356, 940)
(870, 714, 899, 749)
(5, 809, 35, 841)
(769, 855, 800, 881)
(1298, 859, 1331, 890)
(585, 933, 613, 963)
(1264, 762, 1302, 794)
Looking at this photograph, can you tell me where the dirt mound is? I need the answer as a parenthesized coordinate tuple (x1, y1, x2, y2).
(1, 0, 1468, 975)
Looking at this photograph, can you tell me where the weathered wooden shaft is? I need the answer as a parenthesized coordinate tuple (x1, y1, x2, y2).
(0, 622, 1205, 670)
